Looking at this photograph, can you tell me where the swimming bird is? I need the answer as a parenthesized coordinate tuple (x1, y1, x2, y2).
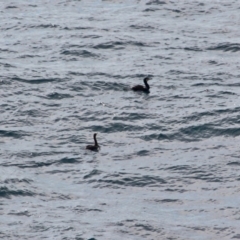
(132, 77, 152, 92)
(86, 133, 99, 151)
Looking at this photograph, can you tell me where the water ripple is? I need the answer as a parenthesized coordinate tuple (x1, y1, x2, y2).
(1, 0, 240, 239)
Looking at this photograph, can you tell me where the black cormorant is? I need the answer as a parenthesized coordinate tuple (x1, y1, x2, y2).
(132, 77, 152, 92)
(86, 133, 99, 151)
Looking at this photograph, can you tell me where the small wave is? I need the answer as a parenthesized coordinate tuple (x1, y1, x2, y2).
(146, 0, 166, 5)
(139, 111, 240, 141)
(173, 94, 193, 99)
(74, 205, 102, 214)
(218, 91, 236, 95)
(18, 54, 40, 58)
(3, 178, 33, 184)
(154, 55, 172, 60)
(12, 160, 57, 168)
(184, 47, 202, 51)
(8, 210, 31, 216)
(93, 41, 148, 50)
(141, 133, 172, 141)
(208, 60, 218, 65)
(84, 173, 167, 188)
(167, 70, 187, 75)
(68, 71, 151, 80)
(17, 109, 49, 118)
(191, 82, 221, 87)
(116, 220, 162, 236)
(0, 48, 17, 53)
(178, 124, 240, 141)
(232, 234, 240, 239)
(113, 112, 153, 121)
(227, 162, 240, 166)
(44, 92, 73, 100)
(129, 25, 155, 30)
(61, 50, 99, 58)
(63, 26, 93, 31)
(91, 122, 143, 133)
(12, 77, 61, 84)
(82, 34, 101, 39)
(152, 198, 181, 203)
(83, 169, 103, 179)
(166, 165, 192, 171)
(30, 24, 60, 29)
(0, 186, 35, 199)
(165, 188, 188, 193)
(207, 42, 240, 52)
(179, 124, 216, 140)
(184, 173, 222, 182)
(0, 62, 16, 68)
(167, 165, 222, 182)
(167, 8, 181, 13)
(136, 150, 150, 156)
(134, 223, 161, 232)
(58, 157, 79, 164)
(5, 5, 18, 9)
(0, 130, 29, 139)
(144, 8, 160, 12)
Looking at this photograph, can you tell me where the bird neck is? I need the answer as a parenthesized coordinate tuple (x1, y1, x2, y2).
(94, 135, 98, 146)
(144, 79, 150, 89)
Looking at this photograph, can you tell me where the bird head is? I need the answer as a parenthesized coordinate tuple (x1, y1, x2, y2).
(144, 77, 152, 81)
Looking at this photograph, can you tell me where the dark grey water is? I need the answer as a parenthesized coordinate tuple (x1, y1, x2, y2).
(1, 0, 240, 239)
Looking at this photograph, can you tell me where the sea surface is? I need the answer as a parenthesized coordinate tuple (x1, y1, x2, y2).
(1, 0, 240, 239)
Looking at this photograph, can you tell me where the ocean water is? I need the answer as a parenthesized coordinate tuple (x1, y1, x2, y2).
(1, 0, 240, 239)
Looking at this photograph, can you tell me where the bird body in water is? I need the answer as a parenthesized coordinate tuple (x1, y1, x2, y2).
(86, 133, 99, 151)
(131, 77, 152, 92)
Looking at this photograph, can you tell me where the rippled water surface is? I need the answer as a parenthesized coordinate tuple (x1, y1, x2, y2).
(1, 0, 240, 239)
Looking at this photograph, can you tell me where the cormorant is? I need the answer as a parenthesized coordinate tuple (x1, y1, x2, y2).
(86, 133, 99, 151)
(131, 77, 152, 92)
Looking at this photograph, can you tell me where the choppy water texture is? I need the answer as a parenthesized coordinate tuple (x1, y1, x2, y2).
(1, 0, 240, 239)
